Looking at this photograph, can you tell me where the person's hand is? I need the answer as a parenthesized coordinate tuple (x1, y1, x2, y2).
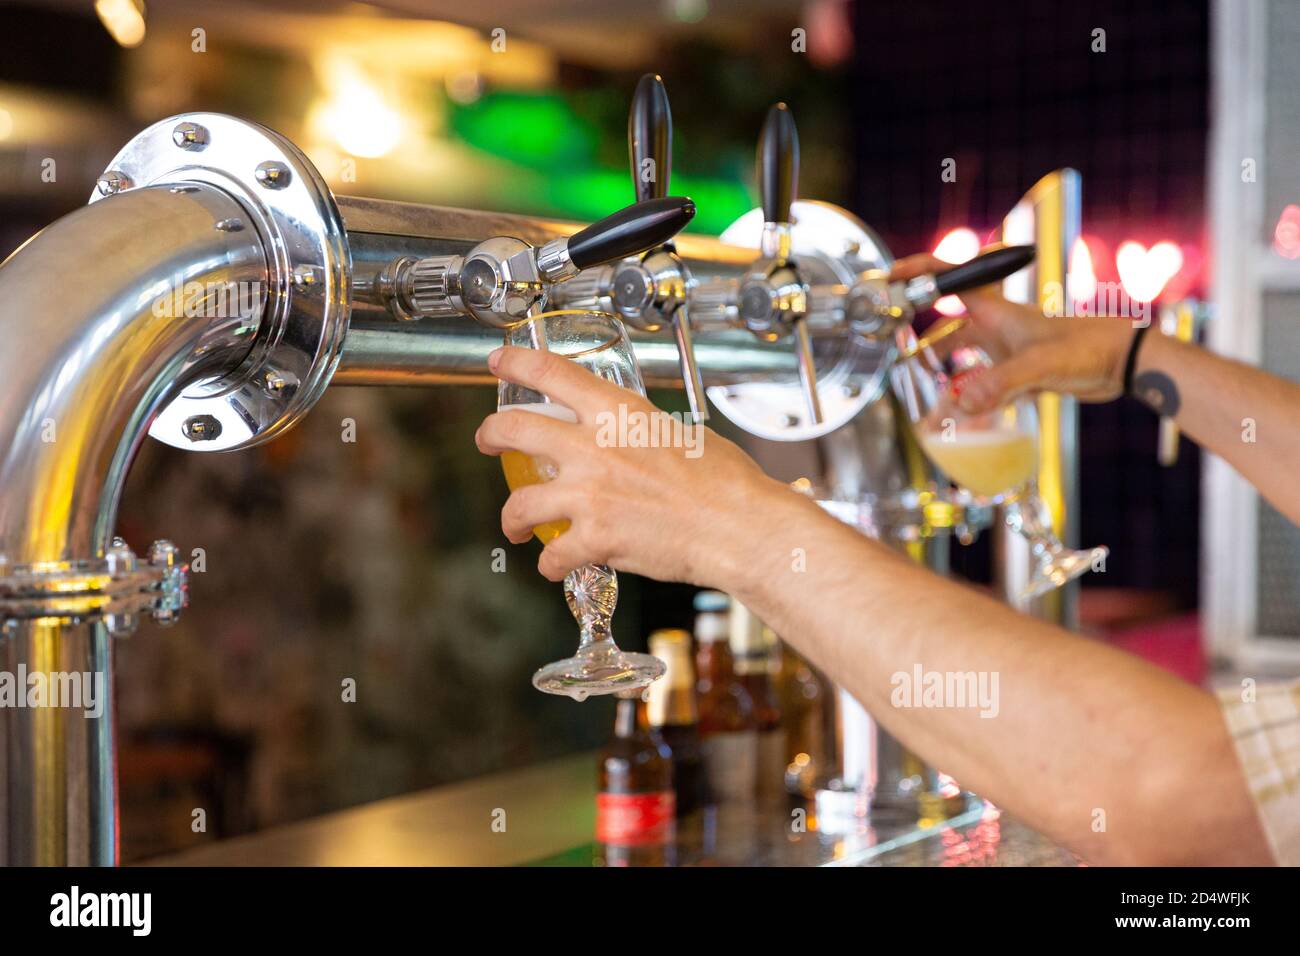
(890, 252, 1137, 412)
(474, 346, 812, 585)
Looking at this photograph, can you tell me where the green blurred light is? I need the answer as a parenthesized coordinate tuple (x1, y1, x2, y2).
(546, 169, 754, 234)
(450, 89, 755, 233)
(450, 92, 598, 167)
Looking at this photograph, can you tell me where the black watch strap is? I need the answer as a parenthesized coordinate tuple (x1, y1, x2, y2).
(1123, 324, 1151, 396)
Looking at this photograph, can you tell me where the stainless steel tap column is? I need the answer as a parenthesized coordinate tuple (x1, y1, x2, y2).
(0, 184, 269, 864)
(997, 170, 1083, 626)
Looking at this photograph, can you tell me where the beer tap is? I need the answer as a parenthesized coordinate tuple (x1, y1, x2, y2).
(554, 75, 709, 421)
(734, 103, 823, 424)
(843, 244, 1037, 343)
(380, 195, 695, 328)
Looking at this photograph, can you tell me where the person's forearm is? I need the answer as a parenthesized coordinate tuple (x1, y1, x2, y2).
(714, 488, 1271, 865)
(1135, 332, 1300, 523)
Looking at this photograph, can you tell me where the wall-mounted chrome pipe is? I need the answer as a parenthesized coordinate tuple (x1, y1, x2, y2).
(0, 184, 265, 564)
(0, 183, 268, 865)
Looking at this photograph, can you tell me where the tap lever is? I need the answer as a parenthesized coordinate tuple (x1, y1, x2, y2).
(613, 74, 709, 421)
(759, 102, 799, 230)
(907, 244, 1036, 309)
(556, 196, 695, 277)
(629, 73, 672, 204)
(741, 101, 820, 424)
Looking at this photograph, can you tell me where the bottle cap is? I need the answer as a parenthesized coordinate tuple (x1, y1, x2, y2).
(647, 629, 698, 725)
(649, 628, 691, 655)
(729, 600, 773, 656)
(693, 590, 730, 613)
(694, 612, 729, 644)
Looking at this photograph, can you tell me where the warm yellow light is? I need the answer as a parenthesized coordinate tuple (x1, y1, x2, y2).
(310, 58, 403, 159)
(0, 108, 12, 142)
(1067, 236, 1097, 304)
(932, 227, 980, 315)
(94, 0, 146, 49)
(933, 227, 980, 264)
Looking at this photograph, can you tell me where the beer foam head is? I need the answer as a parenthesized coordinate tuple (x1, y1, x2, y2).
(498, 401, 579, 424)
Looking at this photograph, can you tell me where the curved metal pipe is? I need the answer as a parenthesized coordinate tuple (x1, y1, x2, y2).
(0, 183, 267, 865)
(0, 184, 266, 563)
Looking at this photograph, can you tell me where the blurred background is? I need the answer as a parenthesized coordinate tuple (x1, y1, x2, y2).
(1, 0, 1279, 861)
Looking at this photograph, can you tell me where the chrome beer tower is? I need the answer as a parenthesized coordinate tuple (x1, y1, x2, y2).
(0, 75, 1050, 864)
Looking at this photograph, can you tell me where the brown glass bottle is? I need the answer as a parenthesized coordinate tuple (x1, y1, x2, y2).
(694, 591, 757, 804)
(596, 696, 675, 866)
(730, 602, 786, 804)
(777, 641, 828, 796)
(647, 629, 709, 816)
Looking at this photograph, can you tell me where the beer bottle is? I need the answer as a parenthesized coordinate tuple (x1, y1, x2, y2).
(647, 629, 709, 816)
(730, 602, 786, 805)
(777, 640, 828, 796)
(595, 694, 675, 866)
(693, 591, 757, 805)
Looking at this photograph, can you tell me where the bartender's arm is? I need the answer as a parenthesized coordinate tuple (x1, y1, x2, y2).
(891, 252, 1300, 524)
(475, 271, 1299, 866)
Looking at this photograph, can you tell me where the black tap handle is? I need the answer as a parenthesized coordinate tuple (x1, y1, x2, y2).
(934, 244, 1036, 296)
(567, 196, 696, 271)
(629, 73, 672, 203)
(758, 102, 798, 225)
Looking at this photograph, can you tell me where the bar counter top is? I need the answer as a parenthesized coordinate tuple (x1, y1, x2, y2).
(150, 753, 1077, 867)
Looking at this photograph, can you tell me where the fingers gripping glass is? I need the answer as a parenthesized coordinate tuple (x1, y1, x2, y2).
(497, 310, 666, 699)
(893, 320, 1108, 600)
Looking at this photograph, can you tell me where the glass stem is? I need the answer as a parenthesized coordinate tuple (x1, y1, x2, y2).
(1003, 489, 1065, 563)
(563, 564, 617, 649)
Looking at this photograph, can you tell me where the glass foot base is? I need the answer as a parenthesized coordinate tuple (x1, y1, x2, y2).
(1020, 546, 1108, 600)
(532, 640, 666, 701)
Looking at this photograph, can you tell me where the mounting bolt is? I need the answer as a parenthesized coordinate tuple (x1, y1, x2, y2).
(148, 540, 186, 626)
(182, 414, 223, 442)
(172, 121, 210, 151)
(214, 218, 244, 232)
(782, 413, 801, 428)
(105, 537, 138, 575)
(291, 264, 319, 289)
(255, 161, 292, 189)
(262, 368, 297, 395)
(96, 170, 132, 196)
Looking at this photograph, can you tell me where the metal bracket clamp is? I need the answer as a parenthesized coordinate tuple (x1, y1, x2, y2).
(90, 113, 352, 452)
(0, 538, 189, 635)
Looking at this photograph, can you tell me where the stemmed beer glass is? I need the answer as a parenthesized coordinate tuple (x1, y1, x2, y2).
(892, 321, 1108, 599)
(497, 309, 666, 699)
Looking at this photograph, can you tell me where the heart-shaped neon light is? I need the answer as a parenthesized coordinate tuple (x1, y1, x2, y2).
(1116, 241, 1183, 303)
(1273, 204, 1300, 259)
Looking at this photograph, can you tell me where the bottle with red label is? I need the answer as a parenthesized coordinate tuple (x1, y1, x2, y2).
(595, 693, 676, 866)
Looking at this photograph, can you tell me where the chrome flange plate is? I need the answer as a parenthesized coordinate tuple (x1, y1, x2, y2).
(713, 200, 894, 442)
(0, 538, 187, 633)
(89, 113, 351, 451)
